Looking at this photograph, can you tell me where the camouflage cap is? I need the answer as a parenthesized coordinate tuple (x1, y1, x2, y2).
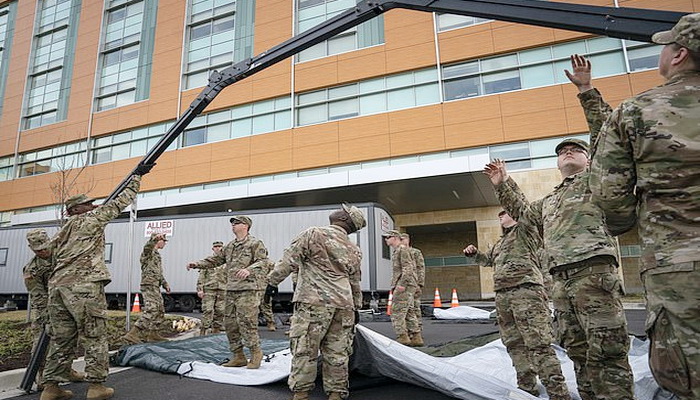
(399, 233, 409, 240)
(212, 241, 224, 246)
(652, 13, 700, 52)
(381, 229, 401, 238)
(26, 228, 50, 251)
(150, 232, 168, 241)
(555, 138, 589, 155)
(341, 203, 367, 231)
(230, 215, 252, 228)
(65, 193, 94, 210)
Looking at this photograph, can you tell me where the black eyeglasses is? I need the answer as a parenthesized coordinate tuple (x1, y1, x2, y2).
(557, 146, 586, 156)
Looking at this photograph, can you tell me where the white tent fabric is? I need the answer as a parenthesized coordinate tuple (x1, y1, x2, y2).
(433, 305, 492, 320)
(174, 326, 673, 400)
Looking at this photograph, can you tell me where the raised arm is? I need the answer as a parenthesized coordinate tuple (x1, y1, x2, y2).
(485, 160, 543, 227)
(95, 176, 141, 224)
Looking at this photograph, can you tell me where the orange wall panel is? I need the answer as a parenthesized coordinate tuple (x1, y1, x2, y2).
(388, 106, 443, 133)
(337, 114, 390, 141)
(293, 123, 338, 147)
(439, 28, 495, 65)
(292, 142, 339, 170)
(249, 149, 292, 175)
(338, 134, 391, 164)
(250, 130, 292, 155)
(503, 109, 569, 142)
(444, 117, 505, 149)
(389, 126, 446, 157)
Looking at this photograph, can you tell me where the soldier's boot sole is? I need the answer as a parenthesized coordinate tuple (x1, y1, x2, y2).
(68, 369, 86, 382)
(39, 383, 73, 400)
(221, 348, 247, 367)
(291, 391, 311, 400)
(397, 333, 411, 346)
(86, 383, 114, 400)
(246, 347, 263, 369)
(122, 327, 143, 344)
(328, 392, 345, 400)
(199, 328, 207, 336)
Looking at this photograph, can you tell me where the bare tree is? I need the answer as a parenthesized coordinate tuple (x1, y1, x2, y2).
(49, 141, 96, 225)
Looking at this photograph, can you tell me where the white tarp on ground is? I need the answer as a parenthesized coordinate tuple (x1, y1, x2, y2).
(172, 326, 673, 400)
(176, 349, 293, 385)
(433, 305, 492, 320)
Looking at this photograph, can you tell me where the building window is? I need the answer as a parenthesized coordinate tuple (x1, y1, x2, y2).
(91, 122, 172, 164)
(436, 13, 490, 32)
(183, 0, 255, 90)
(296, 68, 439, 126)
(17, 140, 87, 177)
(95, 0, 158, 111)
(296, 0, 384, 63)
(0, 2, 17, 116)
(23, 0, 81, 129)
(443, 37, 657, 102)
(0, 156, 13, 181)
(0, 248, 7, 266)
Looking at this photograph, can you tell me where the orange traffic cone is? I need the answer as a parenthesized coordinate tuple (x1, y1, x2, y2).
(433, 288, 442, 308)
(131, 293, 141, 313)
(450, 289, 460, 308)
(386, 290, 393, 316)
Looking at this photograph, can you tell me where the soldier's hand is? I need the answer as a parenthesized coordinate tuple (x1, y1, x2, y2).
(564, 54, 593, 93)
(197, 290, 204, 299)
(164, 285, 171, 294)
(186, 262, 197, 271)
(235, 269, 251, 279)
(483, 159, 508, 186)
(134, 162, 156, 176)
(463, 244, 478, 255)
(354, 310, 360, 325)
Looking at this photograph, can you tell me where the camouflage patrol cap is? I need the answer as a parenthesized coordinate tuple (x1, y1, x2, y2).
(150, 232, 168, 241)
(381, 229, 401, 238)
(65, 193, 94, 210)
(26, 228, 50, 251)
(399, 233, 409, 240)
(212, 241, 224, 246)
(652, 13, 700, 52)
(230, 215, 252, 228)
(341, 203, 366, 231)
(555, 138, 589, 155)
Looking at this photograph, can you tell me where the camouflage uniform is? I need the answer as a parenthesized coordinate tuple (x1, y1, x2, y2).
(196, 257, 227, 333)
(191, 234, 269, 354)
(496, 146, 633, 399)
(23, 230, 54, 350)
(258, 260, 275, 326)
(407, 246, 425, 334)
(268, 224, 362, 398)
(587, 47, 700, 398)
(389, 245, 419, 337)
(43, 176, 140, 384)
(472, 222, 569, 399)
(134, 234, 169, 332)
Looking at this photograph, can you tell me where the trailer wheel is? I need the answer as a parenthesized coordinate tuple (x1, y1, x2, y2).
(163, 294, 175, 312)
(178, 295, 196, 313)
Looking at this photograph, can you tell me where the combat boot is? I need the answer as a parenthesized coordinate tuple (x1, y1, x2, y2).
(199, 327, 207, 336)
(409, 332, 424, 347)
(221, 348, 247, 367)
(291, 391, 310, 400)
(86, 383, 114, 400)
(211, 327, 221, 334)
(267, 322, 276, 331)
(122, 326, 143, 344)
(397, 333, 411, 346)
(246, 346, 263, 369)
(328, 392, 345, 400)
(39, 383, 73, 400)
(147, 331, 168, 342)
(68, 369, 86, 382)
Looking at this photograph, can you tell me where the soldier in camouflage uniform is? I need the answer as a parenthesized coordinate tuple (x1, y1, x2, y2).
(41, 169, 147, 400)
(259, 259, 277, 331)
(482, 54, 633, 400)
(23, 229, 85, 390)
(124, 233, 170, 343)
(464, 211, 570, 400)
(382, 230, 419, 347)
(268, 203, 365, 400)
(196, 241, 227, 335)
(187, 216, 269, 369)
(586, 15, 700, 399)
(400, 233, 425, 347)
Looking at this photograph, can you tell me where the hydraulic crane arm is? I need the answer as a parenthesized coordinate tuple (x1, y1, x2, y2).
(104, 0, 685, 203)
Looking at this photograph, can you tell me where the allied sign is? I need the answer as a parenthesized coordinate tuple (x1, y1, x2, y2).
(145, 220, 174, 237)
